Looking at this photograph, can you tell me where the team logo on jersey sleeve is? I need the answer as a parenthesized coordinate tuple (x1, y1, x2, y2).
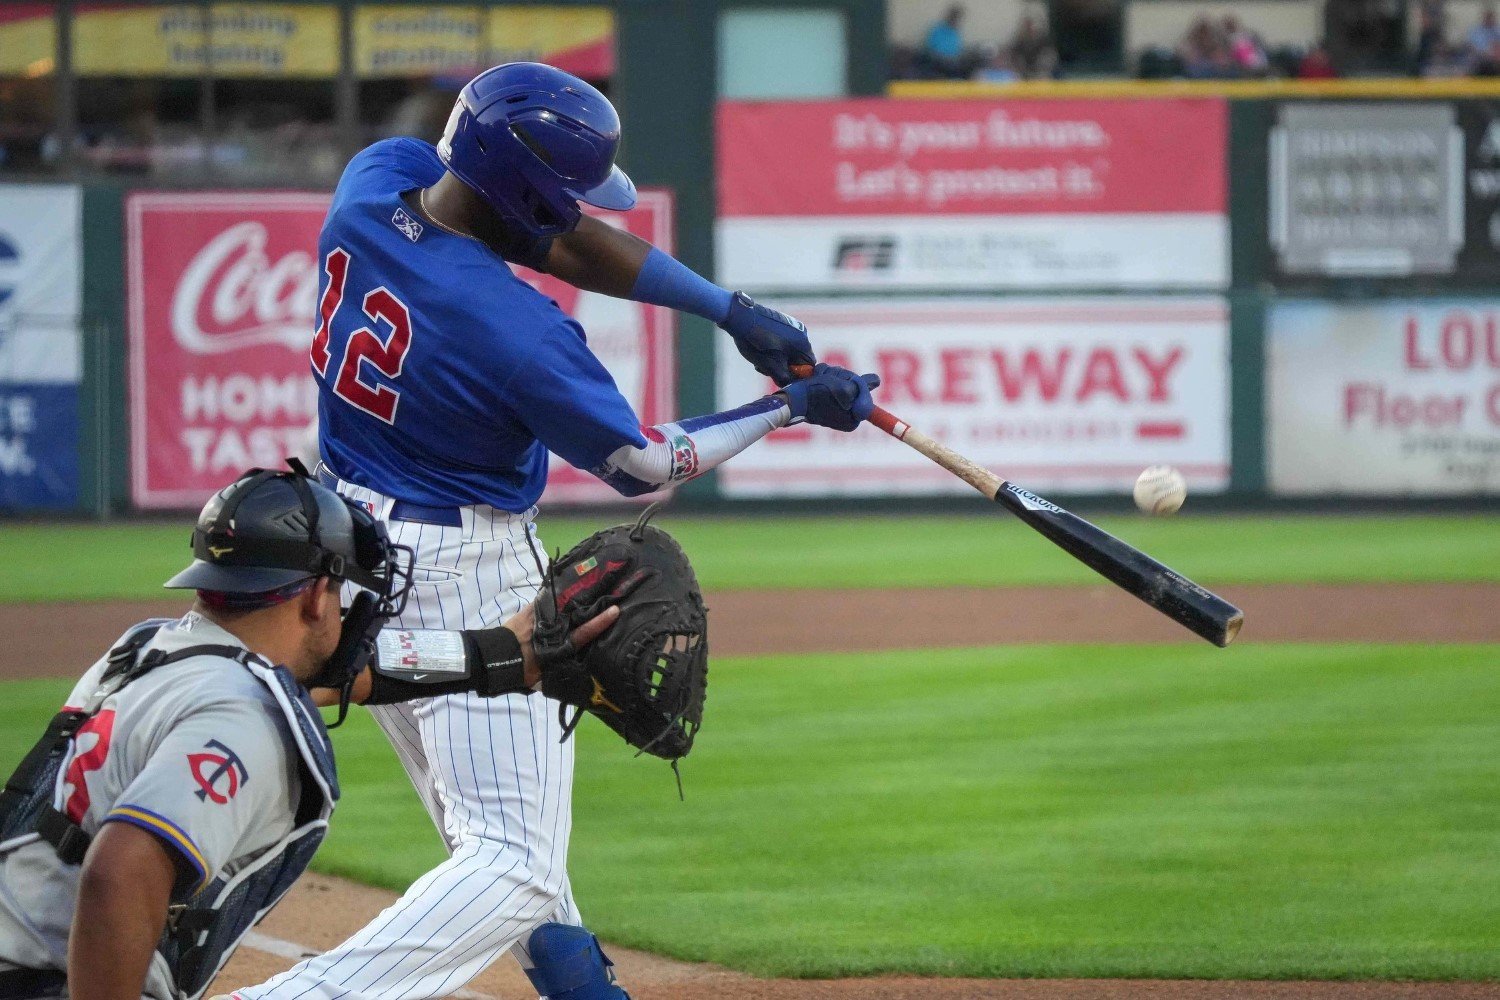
(188, 739, 249, 804)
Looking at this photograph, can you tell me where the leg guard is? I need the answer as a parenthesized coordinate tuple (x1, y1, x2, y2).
(524, 923, 630, 1000)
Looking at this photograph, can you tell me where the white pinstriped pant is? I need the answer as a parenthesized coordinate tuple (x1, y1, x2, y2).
(240, 480, 583, 999)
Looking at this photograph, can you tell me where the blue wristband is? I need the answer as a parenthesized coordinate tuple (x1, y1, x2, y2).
(629, 247, 734, 323)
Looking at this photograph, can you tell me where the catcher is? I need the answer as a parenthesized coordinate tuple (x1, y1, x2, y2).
(0, 470, 705, 1000)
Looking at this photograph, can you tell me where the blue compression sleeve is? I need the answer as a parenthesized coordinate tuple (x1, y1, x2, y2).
(630, 246, 734, 323)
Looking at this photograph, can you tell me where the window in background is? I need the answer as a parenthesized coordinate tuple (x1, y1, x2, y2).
(0, 4, 58, 173)
(719, 8, 848, 98)
(71, 2, 340, 181)
(354, 4, 616, 147)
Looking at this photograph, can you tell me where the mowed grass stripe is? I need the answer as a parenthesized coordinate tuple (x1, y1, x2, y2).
(0, 644, 1469, 980)
(3, 514, 1499, 602)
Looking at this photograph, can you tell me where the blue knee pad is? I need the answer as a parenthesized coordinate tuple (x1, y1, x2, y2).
(524, 923, 630, 1000)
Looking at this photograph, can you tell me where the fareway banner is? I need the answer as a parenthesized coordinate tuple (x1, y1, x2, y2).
(716, 98, 1228, 291)
(717, 298, 1231, 498)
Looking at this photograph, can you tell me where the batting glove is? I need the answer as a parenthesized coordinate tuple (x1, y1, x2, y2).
(779, 363, 881, 433)
(720, 291, 816, 387)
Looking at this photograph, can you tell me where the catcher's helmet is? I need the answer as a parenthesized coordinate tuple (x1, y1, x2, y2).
(164, 468, 412, 613)
(436, 62, 636, 240)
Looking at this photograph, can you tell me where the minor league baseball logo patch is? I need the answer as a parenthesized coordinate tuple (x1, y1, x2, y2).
(391, 207, 424, 243)
(188, 739, 249, 804)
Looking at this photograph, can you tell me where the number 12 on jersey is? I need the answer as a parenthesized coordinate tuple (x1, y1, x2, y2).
(311, 247, 414, 425)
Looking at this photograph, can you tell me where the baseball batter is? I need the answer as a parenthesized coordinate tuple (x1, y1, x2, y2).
(0, 468, 630, 1000)
(231, 62, 879, 1000)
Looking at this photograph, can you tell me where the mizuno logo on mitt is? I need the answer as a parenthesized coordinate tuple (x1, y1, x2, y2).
(590, 677, 623, 714)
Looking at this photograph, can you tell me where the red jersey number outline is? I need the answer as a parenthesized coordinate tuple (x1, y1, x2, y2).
(310, 247, 414, 425)
(310, 247, 350, 377)
(62, 710, 116, 825)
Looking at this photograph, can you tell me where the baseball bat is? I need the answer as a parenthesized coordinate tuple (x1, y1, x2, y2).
(788, 364, 1243, 647)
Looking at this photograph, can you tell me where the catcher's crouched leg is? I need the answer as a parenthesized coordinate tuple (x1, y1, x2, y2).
(524, 923, 630, 1000)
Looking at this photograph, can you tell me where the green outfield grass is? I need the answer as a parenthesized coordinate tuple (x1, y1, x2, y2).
(6, 641, 1494, 979)
(2, 513, 1498, 602)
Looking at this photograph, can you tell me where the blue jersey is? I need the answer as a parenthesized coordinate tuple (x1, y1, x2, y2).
(312, 138, 645, 511)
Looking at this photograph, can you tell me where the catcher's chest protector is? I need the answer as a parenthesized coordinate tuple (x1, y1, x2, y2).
(0, 624, 339, 1000)
(162, 658, 338, 999)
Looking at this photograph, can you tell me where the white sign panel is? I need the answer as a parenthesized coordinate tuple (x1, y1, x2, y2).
(0, 184, 81, 384)
(717, 214, 1228, 292)
(1268, 301, 1500, 495)
(717, 298, 1231, 497)
(0, 184, 82, 509)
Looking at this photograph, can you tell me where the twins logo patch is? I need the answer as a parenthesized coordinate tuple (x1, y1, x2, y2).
(188, 739, 249, 804)
(391, 207, 424, 243)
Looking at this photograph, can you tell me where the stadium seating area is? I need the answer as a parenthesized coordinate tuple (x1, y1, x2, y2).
(889, 0, 1500, 79)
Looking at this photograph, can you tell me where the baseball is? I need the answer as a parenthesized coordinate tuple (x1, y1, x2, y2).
(1134, 465, 1187, 515)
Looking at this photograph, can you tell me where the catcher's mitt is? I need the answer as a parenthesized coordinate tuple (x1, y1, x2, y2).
(531, 503, 708, 763)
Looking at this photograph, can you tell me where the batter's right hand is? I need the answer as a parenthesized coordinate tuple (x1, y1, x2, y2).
(778, 363, 881, 433)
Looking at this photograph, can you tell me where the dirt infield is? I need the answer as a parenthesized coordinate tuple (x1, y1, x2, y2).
(3, 582, 1498, 682)
(8, 583, 1497, 998)
(209, 873, 1500, 1000)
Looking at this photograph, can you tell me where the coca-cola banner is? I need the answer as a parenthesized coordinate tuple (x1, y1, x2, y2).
(716, 98, 1228, 291)
(128, 191, 327, 509)
(127, 189, 674, 509)
(715, 298, 1230, 497)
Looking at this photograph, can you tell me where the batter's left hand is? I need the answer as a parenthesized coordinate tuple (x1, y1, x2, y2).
(720, 291, 816, 386)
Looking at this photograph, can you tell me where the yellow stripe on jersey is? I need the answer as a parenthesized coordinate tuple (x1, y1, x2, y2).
(105, 805, 209, 889)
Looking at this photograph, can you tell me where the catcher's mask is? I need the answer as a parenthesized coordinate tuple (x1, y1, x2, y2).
(165, 461, 414, 714)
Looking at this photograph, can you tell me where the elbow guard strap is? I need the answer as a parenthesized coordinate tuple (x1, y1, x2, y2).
(367, 627, 529, 704)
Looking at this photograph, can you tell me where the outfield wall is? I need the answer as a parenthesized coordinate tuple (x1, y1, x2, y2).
(3, 84, 1500, 513)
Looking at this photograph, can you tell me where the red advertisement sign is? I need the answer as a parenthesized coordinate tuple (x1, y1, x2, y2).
(128, 189, 674, 509)
(716, 98, 1228, 291)
(128, 191, 329, 509)
(716, 298, 1231, 497)
(718, 98, 1226, 217)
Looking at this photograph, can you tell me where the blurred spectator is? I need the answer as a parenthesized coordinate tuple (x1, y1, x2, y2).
(1178, 16, 1232, 77)
(1224, 15, 1270, 74)
(1414, 0, 1448, 73)
(923, 5, 968, 78)
(975, 48, 1021, 82)
(1298, 42, 1340, 76)
(1467, 4, 1500, 72)
(1009, 15, 1060, 78)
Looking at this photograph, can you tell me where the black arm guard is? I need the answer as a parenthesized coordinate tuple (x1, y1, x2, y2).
(364, 626, 529, 705)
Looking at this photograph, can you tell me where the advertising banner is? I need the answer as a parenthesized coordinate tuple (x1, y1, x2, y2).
(73, 3, 339, 77)
(0, 5, 54, 76)
(1268, 100, 1500, 283)
(128, 191, 328, 509)
(127, 189, 671, 509)
(1270, 103, 1464, 278)
(354, 5, 614, 79)
(1267, 301, 1500, 495)
(514, 190, 675, 504)
(716, 98, 1228, 291)
(716, 298, 1230, 498)
(0, 184, 82, 510)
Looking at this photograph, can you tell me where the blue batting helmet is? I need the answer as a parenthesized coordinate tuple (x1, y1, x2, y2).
(436, 62, 636, 240)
